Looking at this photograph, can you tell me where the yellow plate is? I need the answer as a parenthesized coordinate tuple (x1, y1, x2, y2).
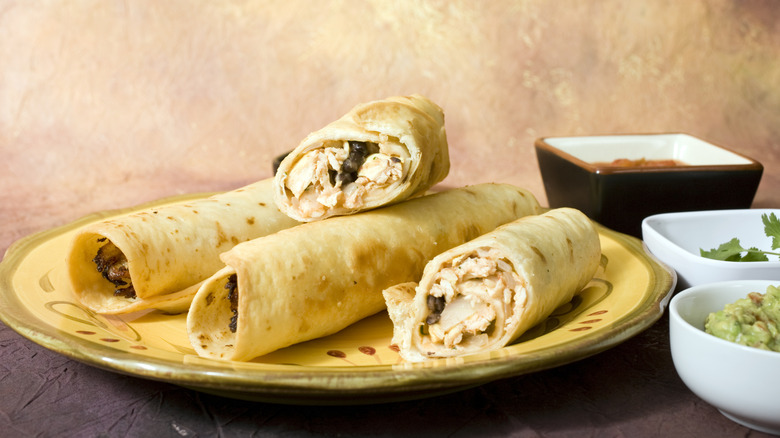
(0, 194, 675, 405)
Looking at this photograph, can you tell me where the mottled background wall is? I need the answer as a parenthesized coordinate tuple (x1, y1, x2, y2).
(1, 0, 779, 252)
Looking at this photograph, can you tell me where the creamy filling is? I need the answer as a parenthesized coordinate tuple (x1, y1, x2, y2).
(421, 248, 521, 351)
(284, 139, 407, 218)
(93, 239, 136, 299)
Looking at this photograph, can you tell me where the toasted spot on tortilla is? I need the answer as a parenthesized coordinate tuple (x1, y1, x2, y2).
(531, 246, 546, 263)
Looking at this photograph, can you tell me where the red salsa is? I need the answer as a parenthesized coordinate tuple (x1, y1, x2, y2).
(594, 158, 686, 167)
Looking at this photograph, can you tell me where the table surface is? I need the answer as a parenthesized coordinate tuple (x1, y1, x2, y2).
(2, 1, 780, 436)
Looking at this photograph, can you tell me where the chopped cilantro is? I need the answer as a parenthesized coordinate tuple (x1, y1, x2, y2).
(700, 213, 780, 262)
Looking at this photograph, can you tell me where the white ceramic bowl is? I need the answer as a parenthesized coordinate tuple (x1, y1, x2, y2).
(642, 209, 780, 290)
(669, 280, 780, 434)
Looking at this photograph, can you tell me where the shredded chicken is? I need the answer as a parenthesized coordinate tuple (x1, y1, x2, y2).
(425, 248, 520, 350)
(284, 140, 406, 218)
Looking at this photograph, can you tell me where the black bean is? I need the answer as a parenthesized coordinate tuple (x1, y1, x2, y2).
(113, 284, 136, 299)
(425, 295, 446, 325)
(427, 294, 446, 313)
(93, 245, 121, 275)
(337, 172, 356, 185)
(225, 274, 239, 333)
(94, 243, 134, 299)
(344, 141, 368, 170)
(336, 141, 371, 185)
(229, 312, 238, 333)
(106, 264, 130, 283)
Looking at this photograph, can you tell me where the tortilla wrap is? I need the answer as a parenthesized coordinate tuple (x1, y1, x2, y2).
(187, 183, 540, 361)
(384, 207, 600, 361)
(67, 178, 300, 314)
(273, 94, 449, 222)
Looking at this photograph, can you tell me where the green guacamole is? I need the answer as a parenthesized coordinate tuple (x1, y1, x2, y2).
(704, 285, 780, 352)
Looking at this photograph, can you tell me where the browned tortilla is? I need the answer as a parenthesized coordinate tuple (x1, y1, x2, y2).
(67, 178, 300, 314)
(384, 207, 601, 361)
(187, 183, 541, 361)
(273, 94, 449, 221)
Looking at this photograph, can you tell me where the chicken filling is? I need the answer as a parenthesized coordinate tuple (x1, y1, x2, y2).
(93, 239, 136, 299)
(422, 248, 521, 350)
(225, 274, 239, 333)
(283, 140, 406, 218)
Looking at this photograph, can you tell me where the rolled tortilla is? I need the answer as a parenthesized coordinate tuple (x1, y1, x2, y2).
(273, 94, 449, 222)
(187, 183, 540, 361)
(384, 207, 601, 362)
(67, 178, 300, 314)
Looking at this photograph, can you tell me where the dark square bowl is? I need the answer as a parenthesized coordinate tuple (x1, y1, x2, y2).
(535, 133, 763, 237)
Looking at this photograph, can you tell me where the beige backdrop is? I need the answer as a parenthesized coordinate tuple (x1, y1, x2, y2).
(2, 0, 779, 253)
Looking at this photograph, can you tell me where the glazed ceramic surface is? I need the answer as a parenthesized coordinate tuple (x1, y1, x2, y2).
(643, 209, 780, 290)
(535, 133, 762, 237)
(670, 280, 780, 434)
(543, 133, 755, 166)
(0, 193, 675, 405)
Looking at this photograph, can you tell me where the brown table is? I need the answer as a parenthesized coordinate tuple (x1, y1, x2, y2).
(2, 1, 779, 436)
